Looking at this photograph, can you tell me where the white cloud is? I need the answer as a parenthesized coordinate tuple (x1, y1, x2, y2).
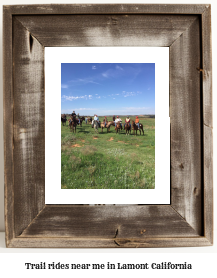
(78, 108, 95, 110)
(123, 91, 136, 97)
(62, 94, 93, 101)
(102, 67, 124, 79)
(61, 108, 97, 113)
(70, 78, 100, 85)
(62, 95, 82, 101)
(61, 106, 154, 115)
(116, 65, 123, 71)
(96, 96, 101, 99)
(113, 98, 115, 99)
(102, 73, 108, 78)
(61, 84, 68, 89)
(92, 66, 97, 70)
(122, 91, 142, 98)
(95, 94, 98, 95)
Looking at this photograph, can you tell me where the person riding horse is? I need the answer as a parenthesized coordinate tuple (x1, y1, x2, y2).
(71, 114, 77, 124)
(69, 114, 77, 132)
(71, 111, 76, 117)
(135, 116, 140, 129)
(93, 114, 100, 128)
(124, 116, 131, 129)
(115, 116, 122, 129)
(103, 116, 108, 127)
(61, 114, 67, 125)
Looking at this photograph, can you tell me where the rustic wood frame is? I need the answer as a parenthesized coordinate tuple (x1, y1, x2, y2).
(3, 4, 212, 248)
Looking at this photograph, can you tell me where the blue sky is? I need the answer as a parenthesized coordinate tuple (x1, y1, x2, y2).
(61, 63, 155, 115)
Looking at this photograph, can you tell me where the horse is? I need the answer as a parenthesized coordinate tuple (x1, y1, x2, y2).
(101, 119, 113, 133)
(87, 117, 92, 124)
(100, 121, 108, 133)
(106, 121, 115, 132)
(80, 116, 85, 126)
(115, 122, 122, 134)
(124, 122, 131, 135)
(69, 116, 77, 133)
(61, 114, 67, 126)
(132, 121, 144, 135)
(77, 116, 85, 127)
(93, 120, 99, 133)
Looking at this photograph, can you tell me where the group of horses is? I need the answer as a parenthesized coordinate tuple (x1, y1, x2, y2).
(114, 121, 144, 135)
(61, 114, 85, 132)
(61, 114, 144, 135)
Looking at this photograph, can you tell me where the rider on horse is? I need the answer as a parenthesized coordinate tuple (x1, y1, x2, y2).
(93, 114, 100, 127)
(71, 111, 76, 117)
(135, 116, 140, 129)
(94, 114, 99, 121)
(115, 116, 122, 128)
(103, 116, 108, 127)
(124, 116, 131, 129)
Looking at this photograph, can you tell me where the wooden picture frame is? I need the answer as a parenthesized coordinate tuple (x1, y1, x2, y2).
(3, 4, 213, 248)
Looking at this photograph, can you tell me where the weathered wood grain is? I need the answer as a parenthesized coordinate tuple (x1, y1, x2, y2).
(12, 17, 45, 237)
(4, 4, 207, 15)
(202, 6, 212, 129)
(201, 6, 213, 244)
(203, 125, 213, 243)
(170, 17, 202, 234)
(16, 15, 198, 47)
(8, 236, 212, 248)
(20, 205, 198, 238)
(3, 7, 14, 247)
(3, 4, 213, 248)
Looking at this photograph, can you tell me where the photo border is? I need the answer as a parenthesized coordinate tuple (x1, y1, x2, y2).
(45, 47, 170, 204)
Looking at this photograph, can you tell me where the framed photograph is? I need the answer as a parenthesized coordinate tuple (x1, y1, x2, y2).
(45, 47, 170, 205)
(4, 4, 213, 247)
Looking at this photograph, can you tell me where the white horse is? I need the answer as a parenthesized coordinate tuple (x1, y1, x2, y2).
(92, 120, 100, 133)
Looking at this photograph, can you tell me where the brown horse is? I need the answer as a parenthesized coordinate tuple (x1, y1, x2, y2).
(107, 121, 115, 132)
(87, 117, 92, 124)
(68, 118, 71, 127)
(101, 121, 114, 132)
(61, 114, 67, 126)
(100, 121, 108, 132)
(69, 116, 77, 133)
(77, 116, 85, 127)
(132, 121, 144, 135)
(124, 122, 131, 135)
(115, 122, 122, 134)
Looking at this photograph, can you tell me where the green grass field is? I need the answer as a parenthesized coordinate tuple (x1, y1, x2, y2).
(61, 116, 155, 189)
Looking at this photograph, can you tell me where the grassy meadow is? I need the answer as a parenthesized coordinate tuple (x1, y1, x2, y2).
(61, 116, 155, 189)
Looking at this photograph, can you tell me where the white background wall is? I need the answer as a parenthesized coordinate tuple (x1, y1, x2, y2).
(0, 0, 216, 257)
